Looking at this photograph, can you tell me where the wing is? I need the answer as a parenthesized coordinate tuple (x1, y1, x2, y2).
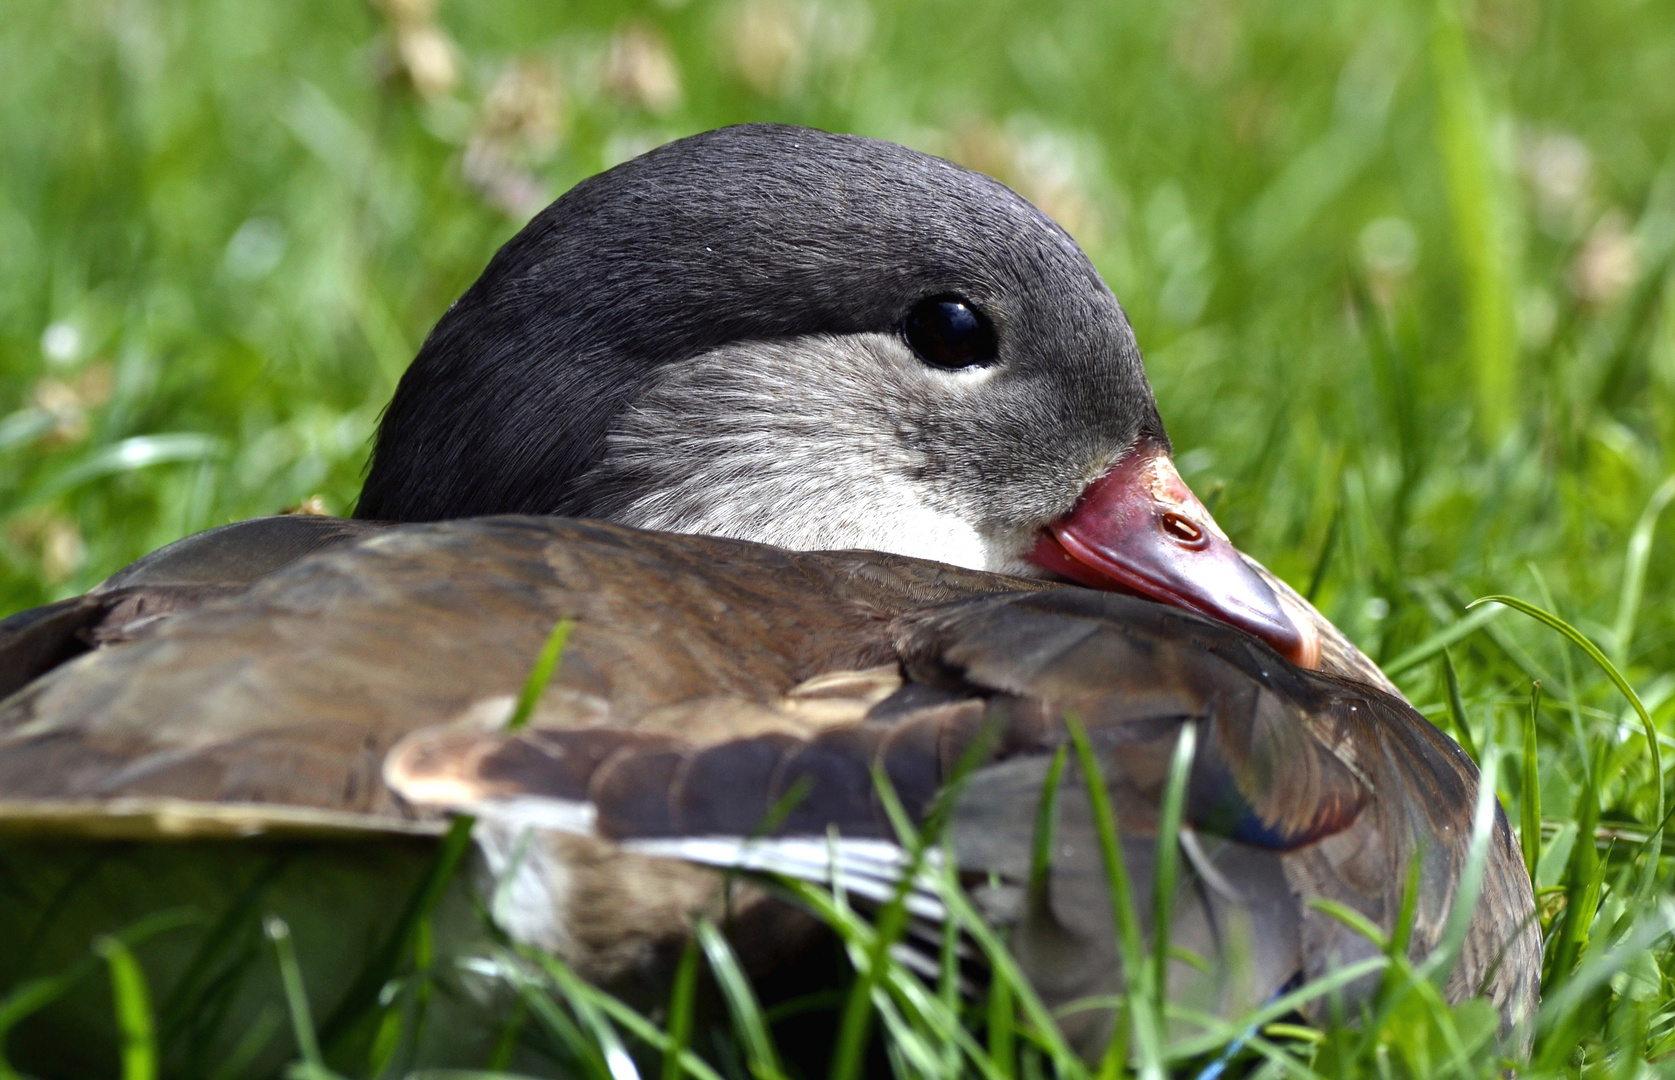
(383, 588, 1538, 1052)
(0, 516, 1028, 822)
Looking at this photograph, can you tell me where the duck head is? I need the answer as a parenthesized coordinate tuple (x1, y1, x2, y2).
(357, 124, 1315, 665)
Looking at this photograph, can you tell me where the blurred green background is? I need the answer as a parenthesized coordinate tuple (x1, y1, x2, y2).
(1, 0, 1673, 717)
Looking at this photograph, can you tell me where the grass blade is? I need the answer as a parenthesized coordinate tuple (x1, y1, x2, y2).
(531, 953, 641, 1080)
(1374, 854, 1422, 1018)
(572, 973, 727, 1080)
(1007, 742, 1068, 1080)
(1469, 595, 1663, 855)
(407, 1064, 552, 1071)
(661, 942, 699, 1080)
(1522, 682, 1541, 881)
(772, 873, 1014, 1080)
(1423, 741, 1501, 986)
(29, 434, 226, 503)
(695, 918, 785, 1080)
(317, 815, 476, 1052)
(931, 867, 1086, 1078)
(1430, 0, 1517, 440)
(1027, 745, 1069, 900)
(1536, 901, 1675, 1051)
(1438, 650, 1481, 763)
(264, 916, 343, 1080)
(0, 407, 55, 455)
(0, 966, 100, 1078)
(1305, 505, 1341, 604)
(208, 1008, 283, 1080)
(1308, 900, 1388, 952)
(1163, 956, 1388, 1061)
(1064, 712, 1163, 1080)
(506, 618, 575, 731)
(0, 908, 194, 1080)
(1529, 564, 1589, 789)
(988, 971, 1015, 1079)
(157, 852, 294, 1059)
(1384, 604, 1504, 678)
(1151, 722, 1196, 1030)
(91, 936, 157, 1080)
(938, 891, 962, 1078)
(1610, 473, 1675, 667)
(829, 763, 956, 1080)
(1548, 746, 1604, 985)
(499, 961, 612, 1080)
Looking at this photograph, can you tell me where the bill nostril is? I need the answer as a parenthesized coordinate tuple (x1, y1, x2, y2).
(1159, 511, 1205, 546)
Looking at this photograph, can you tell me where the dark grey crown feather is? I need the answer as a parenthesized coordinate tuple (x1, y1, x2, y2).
(356, 123, 1158, 523)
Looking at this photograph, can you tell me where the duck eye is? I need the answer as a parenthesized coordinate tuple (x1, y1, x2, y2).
(902, 296, 999, 370)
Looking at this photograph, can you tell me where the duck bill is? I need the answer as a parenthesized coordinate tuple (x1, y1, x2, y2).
(1027, 436, 1316, 666)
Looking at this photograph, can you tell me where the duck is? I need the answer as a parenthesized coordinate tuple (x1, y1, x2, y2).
(0, 124, 1536, 1075)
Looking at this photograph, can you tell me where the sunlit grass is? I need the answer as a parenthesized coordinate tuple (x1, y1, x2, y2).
(3, 0, 1675, 1075)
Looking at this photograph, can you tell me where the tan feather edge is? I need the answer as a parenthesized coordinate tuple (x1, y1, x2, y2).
(0, 798, 445, 841)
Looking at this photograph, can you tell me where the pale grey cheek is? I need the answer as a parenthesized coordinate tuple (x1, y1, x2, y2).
(573, 333, 1046, 569)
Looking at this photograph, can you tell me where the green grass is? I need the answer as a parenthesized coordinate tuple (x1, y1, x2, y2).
(3, 0, 1675, 1075)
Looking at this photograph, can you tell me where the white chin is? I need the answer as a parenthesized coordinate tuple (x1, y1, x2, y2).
(731, 503, 1005, 571)
(828, 502, 994, 570)
(624, 497, 1027, 575)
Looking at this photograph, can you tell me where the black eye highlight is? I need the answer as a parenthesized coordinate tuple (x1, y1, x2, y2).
(902, 296, 999, 370)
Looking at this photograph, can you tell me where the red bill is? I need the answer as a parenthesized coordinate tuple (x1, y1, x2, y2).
(1028, 436, 1318, 666)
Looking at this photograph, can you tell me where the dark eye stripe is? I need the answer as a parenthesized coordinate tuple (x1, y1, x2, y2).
(902, 296, 999, 370)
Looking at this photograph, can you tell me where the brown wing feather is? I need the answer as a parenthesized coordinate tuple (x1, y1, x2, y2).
(896, 590, 1537, 1044)
(0, 515, 388, 700)
(0, 517, 1028, 814)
